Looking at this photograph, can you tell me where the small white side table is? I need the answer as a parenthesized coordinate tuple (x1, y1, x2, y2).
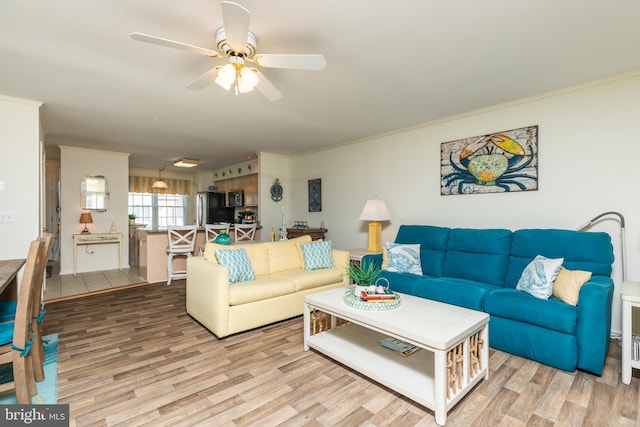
(72, 233, 123, 276)
(621, 280, 640, 384)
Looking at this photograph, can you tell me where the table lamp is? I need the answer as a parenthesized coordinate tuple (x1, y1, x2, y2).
(359, 195, 391, 252)
(79, 212, 93, 233)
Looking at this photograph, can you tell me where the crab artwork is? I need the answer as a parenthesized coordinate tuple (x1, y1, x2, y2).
(440, 126, 538, 195)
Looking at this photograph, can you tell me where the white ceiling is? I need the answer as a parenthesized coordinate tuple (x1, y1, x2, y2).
(2, 1, 640, 171)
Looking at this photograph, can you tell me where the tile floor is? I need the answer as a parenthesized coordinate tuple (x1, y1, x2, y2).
(44, 261, 146, 301)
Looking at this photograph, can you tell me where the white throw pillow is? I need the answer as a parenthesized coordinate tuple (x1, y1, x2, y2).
(516, 255, 564, 299)
(385, 243, 422, 275)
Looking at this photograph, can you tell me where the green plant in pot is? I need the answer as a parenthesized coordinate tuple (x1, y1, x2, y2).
(128, 213, 136, 224)
(348, 259, 381, 295)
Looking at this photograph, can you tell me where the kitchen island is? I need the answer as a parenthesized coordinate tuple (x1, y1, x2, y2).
(138, 226, 260, 283)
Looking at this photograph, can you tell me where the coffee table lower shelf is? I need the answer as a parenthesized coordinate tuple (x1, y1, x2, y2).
(306, 322, 438, 405)
(303, 295, 488, 426)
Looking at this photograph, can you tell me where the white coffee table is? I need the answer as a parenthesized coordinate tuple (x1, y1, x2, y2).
(303, 287, 489, 426)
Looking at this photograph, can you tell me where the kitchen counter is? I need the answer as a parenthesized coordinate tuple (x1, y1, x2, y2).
(138, 225, 261, 284)
(141, 224, 260, 234)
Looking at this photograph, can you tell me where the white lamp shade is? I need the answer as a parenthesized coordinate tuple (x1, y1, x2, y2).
(215, 63, 236, 90)
(240, 67, 259, 88)
(218, 64, 236, 84)
(359, 199, 391, 221)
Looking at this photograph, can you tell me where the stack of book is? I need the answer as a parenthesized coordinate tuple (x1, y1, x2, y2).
(360, 290, 396, 303)
(379, 337, 420, 356)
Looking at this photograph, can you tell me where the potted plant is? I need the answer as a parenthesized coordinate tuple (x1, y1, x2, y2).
(348, 259, 381, 295)
(128, 213, 136, 224)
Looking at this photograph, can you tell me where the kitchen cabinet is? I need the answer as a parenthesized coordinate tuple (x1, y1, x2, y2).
(214, 173, 258, 207)
(243, 174, 258, 206)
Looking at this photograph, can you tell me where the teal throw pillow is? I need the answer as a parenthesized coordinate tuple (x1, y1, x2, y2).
(386, 243, 422, 275)
(516, 255, 564, 299)
(301, 240, 333, 270)
(215, 248, 256, 283)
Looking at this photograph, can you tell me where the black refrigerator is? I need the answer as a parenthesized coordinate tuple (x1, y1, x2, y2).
(196, 192, 235, 227)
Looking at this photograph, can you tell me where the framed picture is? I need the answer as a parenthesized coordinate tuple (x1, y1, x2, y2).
(440, 125, 539, 195)
(308, 178, 322, 212)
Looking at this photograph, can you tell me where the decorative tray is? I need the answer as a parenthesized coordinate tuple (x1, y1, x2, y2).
(343, 289, 401, 311)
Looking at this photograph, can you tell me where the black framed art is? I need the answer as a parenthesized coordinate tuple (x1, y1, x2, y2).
(308, 178, 321, 212)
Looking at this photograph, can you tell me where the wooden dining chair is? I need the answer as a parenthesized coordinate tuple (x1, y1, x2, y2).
(30, 234, 53, 382)
(234, 223, 257, 242)
(0, 234, 52, 382)
(0, 238, 45, 403)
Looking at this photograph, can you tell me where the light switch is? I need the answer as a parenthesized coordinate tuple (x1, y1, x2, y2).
(0, 212, 15, 223)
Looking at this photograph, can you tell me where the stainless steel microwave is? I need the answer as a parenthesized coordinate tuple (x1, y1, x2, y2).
(228, 190, 244, 207)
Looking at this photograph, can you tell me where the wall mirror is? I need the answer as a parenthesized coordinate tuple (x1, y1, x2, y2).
(81, 175, 109, 211)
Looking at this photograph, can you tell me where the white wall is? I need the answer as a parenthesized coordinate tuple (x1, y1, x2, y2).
(0, 95, 42, 260)
(288, 72, 640, 335)
(258, 152, 290, 241)
(59, 146, 130, 274)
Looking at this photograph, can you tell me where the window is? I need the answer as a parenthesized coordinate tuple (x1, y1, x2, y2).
(128, 192, 186, 229)
(157, 193, 187, 228)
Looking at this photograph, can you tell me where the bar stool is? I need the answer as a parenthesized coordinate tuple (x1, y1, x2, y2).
(234, 223, 257, 242)
(199, 223, 230, 255)
(166, 225, 197, 285)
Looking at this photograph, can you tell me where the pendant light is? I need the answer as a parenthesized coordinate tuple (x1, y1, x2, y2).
(152, 165, 168, 190)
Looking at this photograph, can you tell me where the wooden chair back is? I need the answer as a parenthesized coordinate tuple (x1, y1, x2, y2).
(31, 233, 53, 382)
(0, 238, 45, 403)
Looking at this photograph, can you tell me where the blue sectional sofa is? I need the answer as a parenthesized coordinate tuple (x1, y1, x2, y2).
(365, 225, 614, 375)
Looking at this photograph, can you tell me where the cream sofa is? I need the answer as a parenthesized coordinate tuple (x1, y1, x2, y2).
(186, 235, 349, 338)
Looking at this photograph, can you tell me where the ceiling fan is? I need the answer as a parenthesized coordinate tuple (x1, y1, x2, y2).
(130, 1, 326, 101)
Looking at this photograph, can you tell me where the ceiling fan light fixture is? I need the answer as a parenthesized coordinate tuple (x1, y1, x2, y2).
(214, 78, 232, 91)
(237, 82, 254, 94)
(130, 2, 325, 101)
(237, 68, 259, 94)
(240, 67, 259, 88)
(215, 63, 236, 90)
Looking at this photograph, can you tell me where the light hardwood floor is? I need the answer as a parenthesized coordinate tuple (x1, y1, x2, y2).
(42, 282, 639, 426)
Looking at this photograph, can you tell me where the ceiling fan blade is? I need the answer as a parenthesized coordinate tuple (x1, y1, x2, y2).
(254, 54, 326, 70)
(187, 67, 220, 90)
(129, 32, 219, 57)
(255, 70, 283, 101)
(221, 1, 251, 53)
